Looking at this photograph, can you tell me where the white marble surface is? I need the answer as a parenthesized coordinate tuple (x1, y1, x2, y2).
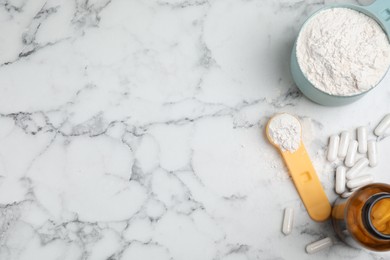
(0, 0, 390, 259)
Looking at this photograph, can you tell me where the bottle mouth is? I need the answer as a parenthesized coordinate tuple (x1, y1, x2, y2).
(363, 194, 390, 240)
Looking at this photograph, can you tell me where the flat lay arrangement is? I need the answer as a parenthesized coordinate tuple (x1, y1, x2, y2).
(0, 0, 390, 259)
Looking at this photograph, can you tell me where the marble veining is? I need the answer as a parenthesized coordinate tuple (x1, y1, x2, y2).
(0, 0, 390, 259)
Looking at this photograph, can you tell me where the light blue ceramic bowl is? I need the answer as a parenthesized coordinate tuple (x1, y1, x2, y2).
(291, 0, 390, 106)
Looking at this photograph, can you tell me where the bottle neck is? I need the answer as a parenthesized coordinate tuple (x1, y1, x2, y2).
(362, 193, 390, 240)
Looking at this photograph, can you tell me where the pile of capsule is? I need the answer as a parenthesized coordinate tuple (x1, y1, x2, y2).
(327, 114, 390, 198)
(281, 114, 390, 255)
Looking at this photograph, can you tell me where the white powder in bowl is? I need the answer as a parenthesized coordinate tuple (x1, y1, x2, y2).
(268, 114, 301, 152)
(296, 8, 390, 96)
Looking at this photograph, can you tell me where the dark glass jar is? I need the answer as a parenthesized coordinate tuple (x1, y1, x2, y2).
(332, 183, 390, 251)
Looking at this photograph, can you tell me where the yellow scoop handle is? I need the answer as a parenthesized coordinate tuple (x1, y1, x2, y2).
(266, 115, 331, 222)
(280, 143, 331, 222)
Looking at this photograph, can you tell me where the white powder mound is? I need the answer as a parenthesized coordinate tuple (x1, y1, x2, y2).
(296, 8, 390, 96)
(268, 114, 301, 152)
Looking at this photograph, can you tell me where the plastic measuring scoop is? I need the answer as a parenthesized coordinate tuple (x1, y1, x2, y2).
(291, 0, 390, 106)
(266, 113, 331, 222)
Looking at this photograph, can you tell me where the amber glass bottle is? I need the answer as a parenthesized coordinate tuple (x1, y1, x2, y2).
(332, 183, 390, 251)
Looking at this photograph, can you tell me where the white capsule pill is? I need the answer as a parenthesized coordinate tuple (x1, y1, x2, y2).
(374, 114, 390, 137)
(357, 127, 368, 154)
(349, 187, 362, 192)
(347, 175, 374, 189)
(306, 237, 333, 254)
(345, 140, 358, 167)
(346, 158, 369, 180)
(338, 131, 350, 158)
(282, 208, 294, 235)
(335, 166, 346, 194)
(341, 191, 354, 198)
(367, 140, 378, 167)
(327, 135, 340, 162)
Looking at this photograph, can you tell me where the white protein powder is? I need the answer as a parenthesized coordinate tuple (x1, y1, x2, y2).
(268, 114, 301, 152)
(296, 8, 390, 96)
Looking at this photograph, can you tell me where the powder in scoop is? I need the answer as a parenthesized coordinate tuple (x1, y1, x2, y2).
(296, 8, 390, 96)
(268, 114, 301, 152)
